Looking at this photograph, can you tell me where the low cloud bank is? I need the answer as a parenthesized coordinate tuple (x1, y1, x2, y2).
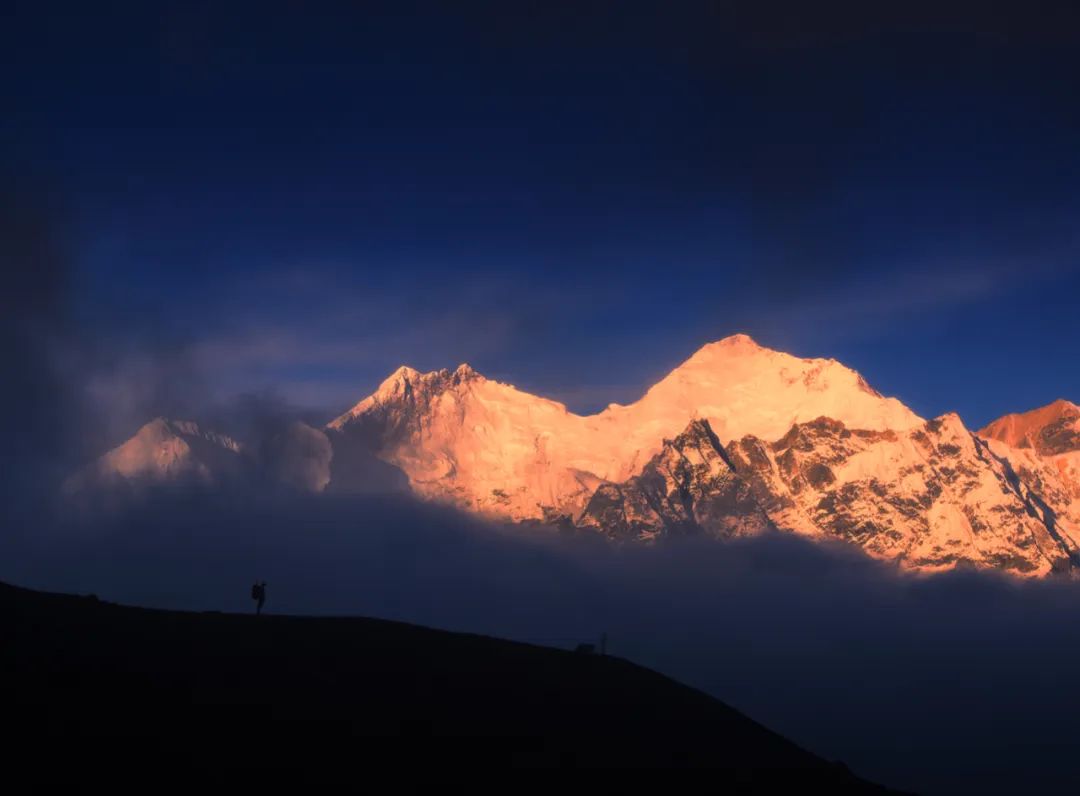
(4, 182, 1080, 794)
(4, 487, 1080, 794)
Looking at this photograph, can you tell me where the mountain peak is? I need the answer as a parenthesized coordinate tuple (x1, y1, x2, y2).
(696, 333, 766, 357)
(453, 363, 482, 381)
(378, 363, 483, 392)
(131, 418, 241, 452)
(64, 416, 244, 493)
(634, 336, 922, 446)
(979, 399, 1080, 454)
(717, 332, 761, 348)
(377, 364, 466, 397)
(577, 415, 768, 542)
(926, 412, 970, 441)
(667, 417, 722, 449)
(328, 362, 492, 431)
(674, 335, 776, 372)
(935, 410, 966, 426)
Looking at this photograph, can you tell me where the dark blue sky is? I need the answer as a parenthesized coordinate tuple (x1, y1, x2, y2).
(7, 2, 1080, 430)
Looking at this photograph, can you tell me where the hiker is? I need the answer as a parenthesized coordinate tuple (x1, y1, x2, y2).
(251, 581, 267, 615)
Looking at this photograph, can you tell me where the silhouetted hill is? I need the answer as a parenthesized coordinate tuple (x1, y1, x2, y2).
(2, 580, 895, 785)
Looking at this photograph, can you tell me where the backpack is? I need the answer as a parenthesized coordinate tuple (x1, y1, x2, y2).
(251, 584, 259, 600)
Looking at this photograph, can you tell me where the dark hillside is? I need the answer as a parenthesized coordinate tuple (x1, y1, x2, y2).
(2, 580, 894, 785)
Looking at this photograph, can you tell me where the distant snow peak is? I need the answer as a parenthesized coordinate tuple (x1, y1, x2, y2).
(64, 417, 245, 493)
(979, 399, 1080, 537)
(685, 333, 767, 364)
(328, 362, 487, 431)
(74, 339, 1080, 578)
(387, 364, 421, 383)
(979, 399, 1080, 454)
(67, 416, 334, 496)
(713, 332, 761, 350)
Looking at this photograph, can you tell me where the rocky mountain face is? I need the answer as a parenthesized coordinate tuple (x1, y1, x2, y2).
(727, 414, 1079, 575)
(977, 400, 1080, 562)
(979, 399, 1080, 455)
(978, 400, 1080, 496)
(577, 419, 773, 541)
(576, 413, 1080, 575)
(76, 336, 1080, 577)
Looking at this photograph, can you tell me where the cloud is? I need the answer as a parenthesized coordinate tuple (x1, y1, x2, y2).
(725, 252, 1080, 352)
(6, 482, 1080, 794)
(6, 158, 1080, 796)
(0, 171, 86, 521)
(258, 420, 332, 492)
(173, 268, 566, 410)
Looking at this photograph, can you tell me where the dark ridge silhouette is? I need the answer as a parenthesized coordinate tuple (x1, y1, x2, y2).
(2, 580, 897, 785)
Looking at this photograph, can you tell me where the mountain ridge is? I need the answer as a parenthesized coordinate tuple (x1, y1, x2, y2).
(70, 336, 1080, 577)
(325, 334, 924, 520)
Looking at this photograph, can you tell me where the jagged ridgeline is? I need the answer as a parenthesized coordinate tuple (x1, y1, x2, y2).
(72, 336, 1080, 577)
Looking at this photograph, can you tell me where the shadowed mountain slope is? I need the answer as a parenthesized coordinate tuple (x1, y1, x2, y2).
(2, 580, 894, 784)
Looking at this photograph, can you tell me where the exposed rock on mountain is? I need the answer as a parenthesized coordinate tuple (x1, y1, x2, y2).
(577, 419, 772, 541)
(979, 399, 1080, 497)
(577, 413, 1080, 575)
(72, 337, 1080, 577)
(980, 399, 1080, 455)
(978, 399, 1080, 563)
(326, 335, 922, 521)
(725, 414, 1080, 575)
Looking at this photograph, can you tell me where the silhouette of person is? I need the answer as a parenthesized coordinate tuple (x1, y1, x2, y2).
(252, 581, 267, 615)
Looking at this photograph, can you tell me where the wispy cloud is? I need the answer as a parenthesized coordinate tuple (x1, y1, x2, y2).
(732, 254, 1079, 348)
(169, 266, 585, 410)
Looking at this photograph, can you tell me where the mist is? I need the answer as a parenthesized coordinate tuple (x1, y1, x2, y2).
(4, 482, 1080, 794)
(4, 180, 1080, 795)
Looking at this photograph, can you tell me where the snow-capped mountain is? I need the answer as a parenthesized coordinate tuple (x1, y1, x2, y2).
(576, 412, 1080, 575)
(75, 336, 1080, 577)
(977, 400, 1080, 560)
(726, 413, 1079, 574)
(979, 399, 1080, 497)
(65, 418, 245, 493)
(66, 417, 334, 494)
(979, 399, 1080, 455)
(326, 334, 922, 520)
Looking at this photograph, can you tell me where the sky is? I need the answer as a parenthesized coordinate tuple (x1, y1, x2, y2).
(6, 6, 1080, 792)
(7, 3, 1080, 439)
